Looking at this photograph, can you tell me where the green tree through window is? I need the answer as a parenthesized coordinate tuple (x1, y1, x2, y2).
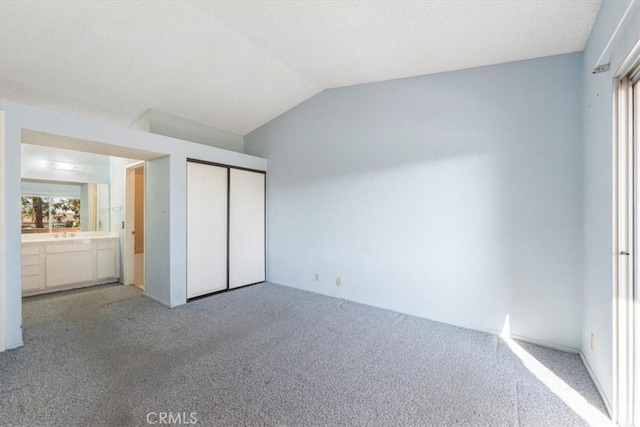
(21, 195, 81, 233)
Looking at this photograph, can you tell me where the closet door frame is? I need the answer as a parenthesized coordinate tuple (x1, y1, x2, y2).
(186, 158, 266, 300)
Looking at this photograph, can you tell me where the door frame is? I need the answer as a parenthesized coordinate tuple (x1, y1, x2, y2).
(613, 39, 640, 427)
(124, 161, 145, 287)
(0, 111, 6, 352)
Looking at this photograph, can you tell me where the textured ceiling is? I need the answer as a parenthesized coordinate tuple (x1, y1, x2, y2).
(0, 1, 601, 136)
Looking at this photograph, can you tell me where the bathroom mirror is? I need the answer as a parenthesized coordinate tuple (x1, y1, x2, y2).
(21, 179, 110, 234)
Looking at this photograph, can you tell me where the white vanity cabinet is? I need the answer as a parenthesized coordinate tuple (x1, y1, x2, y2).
(21, 236, 120, 296)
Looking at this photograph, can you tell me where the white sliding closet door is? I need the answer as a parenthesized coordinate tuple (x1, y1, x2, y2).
(229, 169, 265, 288)
(187, 162, 228, 298)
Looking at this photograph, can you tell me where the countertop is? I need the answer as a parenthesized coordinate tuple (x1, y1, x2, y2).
(22, 234, 119, 244)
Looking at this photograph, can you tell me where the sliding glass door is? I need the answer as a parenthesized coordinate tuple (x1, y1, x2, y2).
(614, 52, 640, 427)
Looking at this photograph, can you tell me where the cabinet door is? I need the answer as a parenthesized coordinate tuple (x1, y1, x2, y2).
(229, 169, 266, 289)
(45, 251, 94, 287)
(96, 240, 118, 280)
(97, 249, 116, 280)
(187, 162, 228, 298)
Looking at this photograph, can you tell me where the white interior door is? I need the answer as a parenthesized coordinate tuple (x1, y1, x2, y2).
(187, 162, 228, 298)
(229, 169, 265, 289)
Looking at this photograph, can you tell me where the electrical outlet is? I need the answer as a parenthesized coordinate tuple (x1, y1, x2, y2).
(336, 277, 342, 287)
(590, 333, 595, 350)
(314, 273, 320, 281)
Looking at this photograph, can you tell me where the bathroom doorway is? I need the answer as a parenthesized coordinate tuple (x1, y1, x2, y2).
(124, 162, 144, 289)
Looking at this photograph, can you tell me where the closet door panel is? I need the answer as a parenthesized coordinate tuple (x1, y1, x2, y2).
(229, 169, 265, 288)
(187, 162, 228, 298)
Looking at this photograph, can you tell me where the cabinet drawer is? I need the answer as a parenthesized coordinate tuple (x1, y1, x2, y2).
(22, 265, 41, 276)
(97, 241, 116, 250)
(22, 254, 41, 267)
(22, 275, 42, 291)
(21, 246, 41, 256)
(45, 243, 93, 254)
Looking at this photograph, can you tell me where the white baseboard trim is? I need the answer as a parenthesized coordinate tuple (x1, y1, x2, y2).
(579, 351, 613, 419)
(4, 338, 24, 351)
(169, 300, 187, 308)
(487, 329, 580, 354)
(510, 333, 580, 354)
(22, 279, 120, 297)
(143, 292, 171, 308)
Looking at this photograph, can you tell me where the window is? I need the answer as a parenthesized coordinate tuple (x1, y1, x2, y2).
(21, 195, 81, 234)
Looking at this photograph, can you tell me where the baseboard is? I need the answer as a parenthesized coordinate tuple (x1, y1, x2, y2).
(579, 351, 613, 418)
(22, 278, 121, 297)
(485, 328, 580, 354)
(143, 292, 171, 308)
(4, 338, 24, 351)
(508, 332, 580, 354)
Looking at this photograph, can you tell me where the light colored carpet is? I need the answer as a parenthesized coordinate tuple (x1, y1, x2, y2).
(0, 282, 609, 426)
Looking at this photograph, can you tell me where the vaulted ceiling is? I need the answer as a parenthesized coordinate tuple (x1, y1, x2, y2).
(0, 1, 601, 136)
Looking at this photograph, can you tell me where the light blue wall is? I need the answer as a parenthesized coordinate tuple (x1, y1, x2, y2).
(168, 155, 187, 306)
(145, 156, 171, 306)
(21, 144, 110, 184)
(582, 0, 640, 410)
(245, 53, 584, 350)
(2, 109, 23, 349)
(148, 110, 244, 154)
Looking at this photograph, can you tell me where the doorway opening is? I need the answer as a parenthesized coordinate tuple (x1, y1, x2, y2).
(125, 162, 144, 290)
(18, 129, 162, 300)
